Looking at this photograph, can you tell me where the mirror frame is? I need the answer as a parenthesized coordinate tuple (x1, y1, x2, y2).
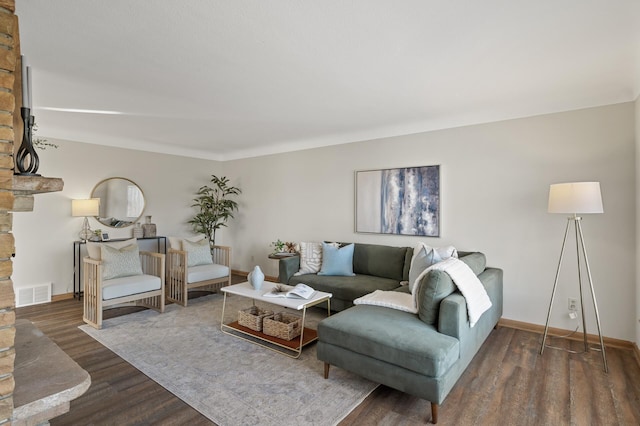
(90, 177, 146, 228)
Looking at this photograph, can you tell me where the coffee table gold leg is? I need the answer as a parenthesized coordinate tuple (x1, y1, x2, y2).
(298, 306, 307, 357)
(220, 292, 228, 330)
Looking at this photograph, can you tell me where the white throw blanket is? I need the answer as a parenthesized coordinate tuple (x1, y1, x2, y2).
(429, 257, 492, 326)
(354, 257, 492, 327)
(353, 290, 417, 313)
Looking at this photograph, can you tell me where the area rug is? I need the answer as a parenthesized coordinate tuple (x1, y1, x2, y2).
(79, 293, 377, 426)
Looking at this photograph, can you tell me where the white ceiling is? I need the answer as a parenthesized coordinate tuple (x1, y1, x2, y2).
(16, 1, 640, 161)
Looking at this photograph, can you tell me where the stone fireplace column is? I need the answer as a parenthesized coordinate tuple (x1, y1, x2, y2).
(0, 1, 65, 423)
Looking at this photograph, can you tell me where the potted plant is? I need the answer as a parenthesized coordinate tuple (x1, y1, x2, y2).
(188, 175, 241, 251)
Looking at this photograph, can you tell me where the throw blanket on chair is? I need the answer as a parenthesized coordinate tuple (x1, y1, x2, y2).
(355, 257, 492, 327)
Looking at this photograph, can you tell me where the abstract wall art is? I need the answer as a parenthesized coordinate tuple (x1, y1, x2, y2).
(355, 165, 440, 237)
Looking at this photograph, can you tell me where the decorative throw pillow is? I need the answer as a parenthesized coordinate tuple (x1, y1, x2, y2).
(183, 238, 213, 267)
(87, 238, 137, 260)
(168, 235, 206, 251)
(416, 269, 457, 325)
(317, 242, 356, 276)
(408, 243, 458, 293)
(101, 243, 144, 280)
(294, 242, 323, 276)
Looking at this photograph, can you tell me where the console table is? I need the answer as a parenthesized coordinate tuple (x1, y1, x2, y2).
(73, 236, 167, 299)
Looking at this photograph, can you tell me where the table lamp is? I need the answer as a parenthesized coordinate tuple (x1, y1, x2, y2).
(540, 182, 607, 372)
(72, 199, 100, 242)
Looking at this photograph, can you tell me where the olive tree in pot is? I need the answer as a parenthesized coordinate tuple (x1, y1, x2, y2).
(188, 175, 241, 252)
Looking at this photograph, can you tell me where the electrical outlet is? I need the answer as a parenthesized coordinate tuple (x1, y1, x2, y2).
(568, 297, 577, 311)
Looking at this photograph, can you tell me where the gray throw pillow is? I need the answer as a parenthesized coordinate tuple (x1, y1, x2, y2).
(416, 270, 457, 325)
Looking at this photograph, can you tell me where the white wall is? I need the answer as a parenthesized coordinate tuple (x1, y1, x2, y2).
(12, 140, 222, 296)
(223, 103, 636, 341)
(636, 94, 640, 347)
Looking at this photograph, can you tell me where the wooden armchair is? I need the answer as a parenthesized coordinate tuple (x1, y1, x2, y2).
(166, 245, 231, 306)
(83, 251, 165, 329)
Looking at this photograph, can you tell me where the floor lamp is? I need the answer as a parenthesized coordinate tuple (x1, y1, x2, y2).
(539, 182, 607, 372)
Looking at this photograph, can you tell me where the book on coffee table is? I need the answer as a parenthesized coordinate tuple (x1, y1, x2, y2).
(264, 283, 316, 300)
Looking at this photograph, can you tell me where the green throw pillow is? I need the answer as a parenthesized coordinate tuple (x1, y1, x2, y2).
(416, 270, 457, 325)
(101, 243, 144, 280)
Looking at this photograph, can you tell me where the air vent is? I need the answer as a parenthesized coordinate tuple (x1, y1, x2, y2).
(15, 283, 51, 307)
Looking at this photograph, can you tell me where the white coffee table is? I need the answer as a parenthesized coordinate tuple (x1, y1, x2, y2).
(220, 281, 332, 358)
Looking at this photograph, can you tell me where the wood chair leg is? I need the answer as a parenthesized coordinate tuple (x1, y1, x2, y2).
(324, 362, 330, 379)
(430, 402, 438, 424)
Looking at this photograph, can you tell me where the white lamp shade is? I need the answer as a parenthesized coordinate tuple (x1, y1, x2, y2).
(548, 182, 603, 214)
(71, 198, 100, 217)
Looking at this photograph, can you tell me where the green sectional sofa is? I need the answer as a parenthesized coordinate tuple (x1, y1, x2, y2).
(279, 242, 503, 424)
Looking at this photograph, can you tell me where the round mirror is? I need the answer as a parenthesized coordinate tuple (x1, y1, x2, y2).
(90, 177, 145, 228)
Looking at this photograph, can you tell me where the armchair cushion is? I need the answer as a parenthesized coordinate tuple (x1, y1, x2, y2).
(102, 274, 162, 300)
(183, 239, 213, 267)
(187, 263, 230, 284)
(102, 243, 144, 280)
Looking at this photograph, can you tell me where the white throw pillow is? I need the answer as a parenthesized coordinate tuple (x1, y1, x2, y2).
(408, 243, 458, 293)
(101, 243, 144, 280)
(86, 238, 138, 261)
(294, 242, 323, 276)
(183, 238, 213, 267)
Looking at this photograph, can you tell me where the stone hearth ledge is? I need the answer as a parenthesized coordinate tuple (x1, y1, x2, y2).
(12, 319, 90, 425)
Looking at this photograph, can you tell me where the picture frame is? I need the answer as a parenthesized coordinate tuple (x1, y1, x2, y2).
(355, 165, 440, 237)
(101, 233, 110, 241)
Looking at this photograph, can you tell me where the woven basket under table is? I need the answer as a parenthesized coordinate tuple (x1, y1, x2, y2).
(238, 306, 274, 332)
(263, 312, 302, 341)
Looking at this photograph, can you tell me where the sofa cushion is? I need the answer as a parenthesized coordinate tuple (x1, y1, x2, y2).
(289, 274, 400, 302)
(102, 274, 161, 300)
(318, 305, 459, 377)
(101, 243, 144, 280)
(353, 243, 408, 281)
(459, 252, 486, 275)
(413, 252, 486, 325)
(318, 243, 356, 276)
(187, 263, 229, 283)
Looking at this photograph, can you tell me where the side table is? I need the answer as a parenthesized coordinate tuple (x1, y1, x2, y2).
(267, 253, 299, 260)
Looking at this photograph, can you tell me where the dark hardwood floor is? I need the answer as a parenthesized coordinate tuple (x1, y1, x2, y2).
(15, 276, 640, 425)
